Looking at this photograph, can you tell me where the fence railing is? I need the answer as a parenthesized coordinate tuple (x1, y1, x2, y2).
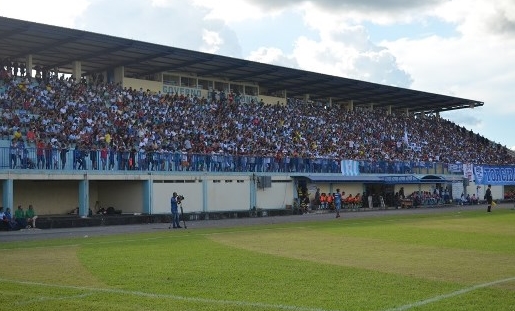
(0, 146, 456, 175)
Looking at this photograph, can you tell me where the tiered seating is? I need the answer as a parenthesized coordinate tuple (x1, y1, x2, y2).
(0, 70, 513, 171)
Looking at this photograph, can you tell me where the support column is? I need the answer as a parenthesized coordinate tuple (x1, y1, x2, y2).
(348, 100, 354, 111)
(202, 179, 208, 212)
(143, 179, 152, 214)
(387, 105, 392, 115)
(78, 178, 89, 217)
(72, 61, 81, 80)
(25, 55, 33, 77)
(2, 179, 14, 210)
(114, 66, 124, 85)
(304, 94, 310, 105)
(250, 175, 257, 210)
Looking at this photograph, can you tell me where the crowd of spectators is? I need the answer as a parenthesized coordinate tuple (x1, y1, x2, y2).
(1, 66, 514, 173)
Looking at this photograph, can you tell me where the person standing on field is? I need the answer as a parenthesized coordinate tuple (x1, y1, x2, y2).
(169, 192, 181, 229)
(485, 184, 493, 212)
(334, 189, 342, 218)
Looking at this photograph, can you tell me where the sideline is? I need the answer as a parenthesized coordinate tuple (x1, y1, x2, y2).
(382, 276, 515, 311)
(0, 277, 342, 311)
(0, 204, 496, 243)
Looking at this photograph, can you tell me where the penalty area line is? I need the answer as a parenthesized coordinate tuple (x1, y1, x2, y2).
(383, 276, 515, 311)
(0, 278, 343, 311)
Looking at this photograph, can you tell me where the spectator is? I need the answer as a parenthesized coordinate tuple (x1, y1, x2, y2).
(2, 207, 17, 230)
(0, 207, 7, 230)
(0, 72, 514, 172)
(26, 204, 38, 228)
(14, 205, 27, 229)
(470, 194, 478, 204)
(460, 193, 468, 205)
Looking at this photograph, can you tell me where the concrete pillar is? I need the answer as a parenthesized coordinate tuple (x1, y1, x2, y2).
(387, 105, 392, 115)
(304, 94, 310, 105)
(143, 179, 152, 214)
(2, 179, 14, 210)
(25, 55, 33, 77)
(202, 179, 208, 212)
(78, 178, 89, 217)
(72, 61, 81, 80)
(114, 66, 124, 85)
(250, 175, 257, 210)
(348, 100, 354, 111)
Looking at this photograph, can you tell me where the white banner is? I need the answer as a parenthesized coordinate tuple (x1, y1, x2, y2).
(463, 163, 474, 182)
(341, 160, 359, 176)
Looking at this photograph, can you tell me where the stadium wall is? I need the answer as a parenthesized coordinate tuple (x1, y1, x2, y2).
(0, 171, 508, 218)
(0, 172, 299, 216)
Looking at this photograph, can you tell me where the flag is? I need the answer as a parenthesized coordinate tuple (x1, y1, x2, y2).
(341, 160, 359, 176)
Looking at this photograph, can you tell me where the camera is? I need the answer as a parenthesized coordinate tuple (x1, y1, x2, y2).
(177, 194, 185, 202)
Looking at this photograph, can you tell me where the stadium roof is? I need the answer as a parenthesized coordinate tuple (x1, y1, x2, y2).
(0, 16, 484, 114)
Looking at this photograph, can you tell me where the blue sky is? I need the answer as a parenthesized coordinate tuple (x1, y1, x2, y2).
(3, 0, 515, 149)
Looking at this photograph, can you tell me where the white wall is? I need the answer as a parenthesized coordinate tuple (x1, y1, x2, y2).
(206, 178, 250, 212)
(152, 179, 203, 214)
(256, 179, 294, 209)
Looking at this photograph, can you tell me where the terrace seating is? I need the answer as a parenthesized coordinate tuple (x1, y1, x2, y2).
(0, 71, 514, 172)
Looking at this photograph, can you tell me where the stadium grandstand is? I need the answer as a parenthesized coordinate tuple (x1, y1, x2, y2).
(0, 16, 514, 229)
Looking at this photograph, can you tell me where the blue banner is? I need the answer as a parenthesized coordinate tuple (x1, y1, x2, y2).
(473, 165, 515, 185)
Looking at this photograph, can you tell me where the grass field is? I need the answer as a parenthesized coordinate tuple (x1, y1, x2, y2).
(1, 208, 514, 311)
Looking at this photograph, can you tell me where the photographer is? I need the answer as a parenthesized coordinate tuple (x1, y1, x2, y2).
(169, 192, 182, 229)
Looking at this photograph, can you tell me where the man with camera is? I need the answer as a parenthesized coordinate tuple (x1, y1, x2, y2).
(170, 192, 182, 229)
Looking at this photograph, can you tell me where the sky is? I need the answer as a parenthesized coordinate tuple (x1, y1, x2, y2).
(2, 0, 515, 148)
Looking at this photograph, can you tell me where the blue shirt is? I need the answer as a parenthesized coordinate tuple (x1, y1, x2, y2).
(170, 196, 179, 213)
(334, 192, 342, 203)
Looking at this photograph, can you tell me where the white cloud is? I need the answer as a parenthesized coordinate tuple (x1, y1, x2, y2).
(200, 29, 223, 54)
(247, 47, 298, 68)
(2, 0, 90, 27)
(283, 6, 413, 86)
(191, 0, 282, 23)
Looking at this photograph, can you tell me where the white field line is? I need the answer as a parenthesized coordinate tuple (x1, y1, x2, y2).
(16, 293, 93, 306)
(0, 278, 343, 311)
(382, 276, 515, 311)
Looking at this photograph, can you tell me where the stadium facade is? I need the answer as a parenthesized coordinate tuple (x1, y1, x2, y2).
(0, 16, 509, 220)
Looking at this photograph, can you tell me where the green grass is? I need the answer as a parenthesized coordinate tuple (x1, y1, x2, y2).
(1, 209, 515, 310)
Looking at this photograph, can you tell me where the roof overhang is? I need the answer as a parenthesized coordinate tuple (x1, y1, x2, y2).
(295, 174, 464, 184)
(0, 16, 484, 115)
(296, 175, 383, 183)
(380, 174, 464, 184)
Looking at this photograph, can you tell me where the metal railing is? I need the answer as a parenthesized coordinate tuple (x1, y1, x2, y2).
(0, 146, 455, 175)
